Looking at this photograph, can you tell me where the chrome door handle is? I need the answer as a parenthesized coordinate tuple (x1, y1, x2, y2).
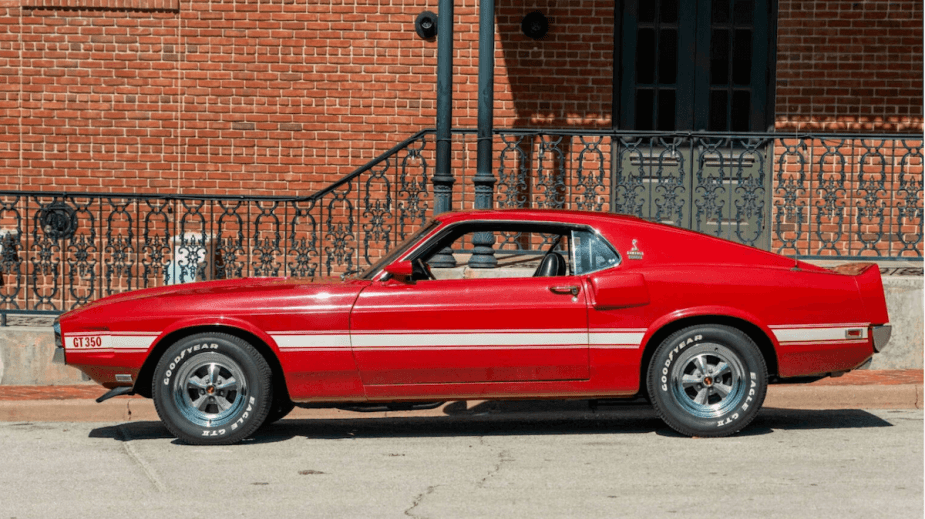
(549, 285, 580, 296)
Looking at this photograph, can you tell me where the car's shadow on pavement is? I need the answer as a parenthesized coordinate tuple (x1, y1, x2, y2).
(742, 407, 896, 436)
(88, 401, 897, 444)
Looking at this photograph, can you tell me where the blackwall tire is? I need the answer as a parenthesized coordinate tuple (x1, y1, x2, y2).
(647, 325, 767, 437)
(152, 333, 273, 445)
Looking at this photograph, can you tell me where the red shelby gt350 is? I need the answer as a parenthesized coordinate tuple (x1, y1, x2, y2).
(54, 210, 892, 444)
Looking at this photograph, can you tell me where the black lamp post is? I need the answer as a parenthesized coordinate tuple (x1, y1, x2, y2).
(429, 0, 457, 268)
(470, 0, 497, 268)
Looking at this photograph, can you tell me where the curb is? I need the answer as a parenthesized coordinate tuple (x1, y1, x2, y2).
(0, 383, 920, 423)
(763, 383, 923, 410)
(0, 398, 157, 422)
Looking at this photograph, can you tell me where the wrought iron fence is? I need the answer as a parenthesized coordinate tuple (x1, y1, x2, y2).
(492, 131, 774, 248)
(487, 131, 923, 257)
(1, 129, 921, 319)
(773, 137, 923, 258)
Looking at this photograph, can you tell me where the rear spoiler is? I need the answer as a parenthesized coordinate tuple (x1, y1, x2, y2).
(830, 263, 890, 325)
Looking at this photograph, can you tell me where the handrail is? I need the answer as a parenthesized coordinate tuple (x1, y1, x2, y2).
(3, 127, 920, 202)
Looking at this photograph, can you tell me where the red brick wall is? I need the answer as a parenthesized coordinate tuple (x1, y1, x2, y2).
(0, 0, 613, 196)
(775, 0, 924, 132)
(494, 1, 613, 128)
(0, 0, 920, 196)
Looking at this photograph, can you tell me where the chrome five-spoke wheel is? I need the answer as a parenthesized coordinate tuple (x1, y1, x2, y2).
(670, 344, 746, 419)
(173, 353, 247, 427)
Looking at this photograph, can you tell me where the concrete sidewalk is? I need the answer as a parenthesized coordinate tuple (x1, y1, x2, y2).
(0, 370, 920, 423)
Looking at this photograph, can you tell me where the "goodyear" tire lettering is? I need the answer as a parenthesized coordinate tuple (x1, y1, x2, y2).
(162, 343, 220, 386)
(660, 335, 703, 391)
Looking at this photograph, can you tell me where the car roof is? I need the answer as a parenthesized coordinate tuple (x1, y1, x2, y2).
(432, 209, 797, 268)
(434, 209, 647, 227)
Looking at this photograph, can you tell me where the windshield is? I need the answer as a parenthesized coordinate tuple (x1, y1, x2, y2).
(359, 219, 440, 279)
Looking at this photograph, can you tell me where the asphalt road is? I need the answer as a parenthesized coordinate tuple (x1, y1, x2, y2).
(1, 406, 921, 519)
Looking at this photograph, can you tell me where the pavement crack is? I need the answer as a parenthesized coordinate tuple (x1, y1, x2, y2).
(477, 437, 514, 489)
(117, 424, 167, 493)
(404, 484, 438, 519)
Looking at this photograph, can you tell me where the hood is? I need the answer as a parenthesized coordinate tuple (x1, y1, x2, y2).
(60, 276, 368, 324)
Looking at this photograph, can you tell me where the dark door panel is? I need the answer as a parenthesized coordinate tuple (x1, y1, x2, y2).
(617, 0, 772, 132)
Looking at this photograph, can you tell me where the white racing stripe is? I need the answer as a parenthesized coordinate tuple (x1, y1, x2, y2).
(589, 331, 646, 348)
(351, 332, 589, 348)
(771, 324, 869, 344)
(68, 323, 872, 355)
(269, 329, 647, 351)
(271, 333, 351, 349)
(112, 335, 159, 350)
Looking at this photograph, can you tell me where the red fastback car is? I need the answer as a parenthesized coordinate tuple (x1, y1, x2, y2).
(54, 210, 892, 444)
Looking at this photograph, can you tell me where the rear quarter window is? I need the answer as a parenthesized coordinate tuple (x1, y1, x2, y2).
(572, 230, 620, 275)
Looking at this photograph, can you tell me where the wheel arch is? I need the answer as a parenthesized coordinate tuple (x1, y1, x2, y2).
(133, 325, 289, 401)
(638, 314, 779, 397)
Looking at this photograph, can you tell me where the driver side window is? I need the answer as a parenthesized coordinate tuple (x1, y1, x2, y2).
(416, 227, 572, 281)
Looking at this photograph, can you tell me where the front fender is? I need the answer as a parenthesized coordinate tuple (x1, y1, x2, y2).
(133, 316, 283, 398)
(150, 316, 282, 356)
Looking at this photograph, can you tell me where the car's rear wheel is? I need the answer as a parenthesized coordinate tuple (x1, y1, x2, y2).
(152, 333, 273, 445)
(647, 325, 767, 437)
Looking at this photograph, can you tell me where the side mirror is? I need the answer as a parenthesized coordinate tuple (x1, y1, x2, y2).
(383, 260, 414, 281)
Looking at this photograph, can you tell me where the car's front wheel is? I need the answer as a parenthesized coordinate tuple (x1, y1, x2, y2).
(262, 397, 295, 427)
(152, 333, 273, 445)
(647, 325, 767, 437)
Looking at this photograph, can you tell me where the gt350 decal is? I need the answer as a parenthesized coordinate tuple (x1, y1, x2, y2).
(71, 335, 106, 349)
(66, 333, 157, 352)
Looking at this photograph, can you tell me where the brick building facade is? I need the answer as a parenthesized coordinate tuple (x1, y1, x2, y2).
(0, 0, 921, 315)
(0, 0, 918, 195)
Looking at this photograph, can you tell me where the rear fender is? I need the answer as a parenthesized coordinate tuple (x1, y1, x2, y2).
(587, 272, 650, 310)
(641, 306, 781, 373)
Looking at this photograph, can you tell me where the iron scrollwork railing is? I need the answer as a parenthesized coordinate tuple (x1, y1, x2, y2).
(773, 137, 924, 258)
(611, 134, 772, 248)
(1, 129, 922, 319)
(489, 130, 921, 257)
(0, 130, 440, 317)
(490, 132, 776, 249)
